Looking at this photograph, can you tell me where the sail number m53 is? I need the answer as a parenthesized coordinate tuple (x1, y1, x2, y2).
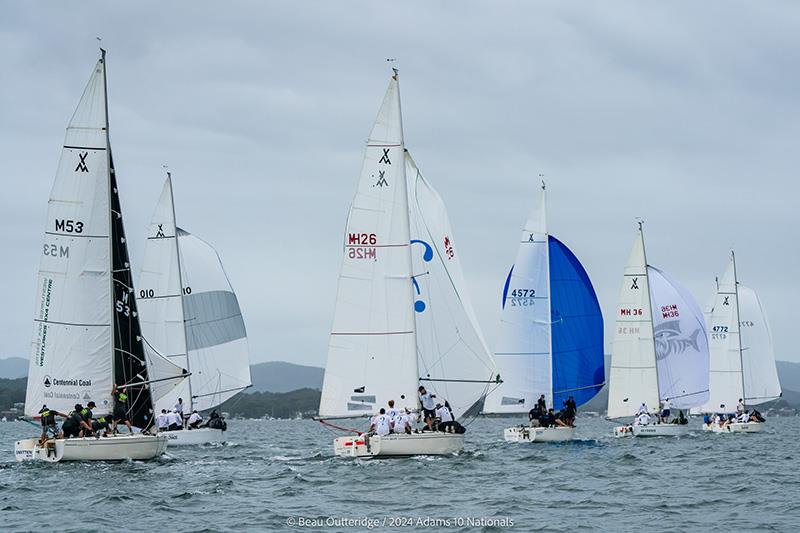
(55, 219, 84, 233)
(347, 233, 377, 260)
(43, 244, 69, 258)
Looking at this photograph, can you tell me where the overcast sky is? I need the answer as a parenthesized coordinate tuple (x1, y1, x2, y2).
(1, 2, 799, 369)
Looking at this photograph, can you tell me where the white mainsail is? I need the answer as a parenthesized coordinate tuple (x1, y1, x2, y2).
(26, 52, 185, 423)
(483, 186, 550, 413)
(607, 228, 659, 419)
(319, 72, 419, 418)
(138, 176, 251, 413)
(696, 255, 742, 413)
(26, 58, 114, 416)
(406, 152, 496, 419)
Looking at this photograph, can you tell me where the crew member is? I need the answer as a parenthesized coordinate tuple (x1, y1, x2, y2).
(156, 409, 169, 432)
(436, 402, 455, 432)
(60, 404, 92, 438)
(537, 394, 547, 413)
(369, 408, 392, 437)
(660, 398, 671, 423)
(38, 405, 66, 442)
(736, 398, 745, 415)
(111, 384, 133, 433)
(174, 398, 185, 426)
(418, 386, 437, 430)
(187, 410, 202, 429)
(167, 409, 183, 431)
(387, 399, 399, 420)
(91, 414, 112, 436)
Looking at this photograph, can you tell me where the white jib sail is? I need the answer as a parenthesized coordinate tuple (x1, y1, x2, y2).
(139, 177, 251, 413)
(647, 266, 710, 409)
(606, 228, 659, 419)
(483, 186, 550, 414)
(319, 72, 419, 418)
(738, 285, 781, 405)
(174, 228, 251, 411)
(697, 255, 743, 413)
(26, 58, 116, 417)
(407, 151, 497, 420)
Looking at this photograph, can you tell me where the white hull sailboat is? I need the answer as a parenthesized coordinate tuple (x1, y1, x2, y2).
(16, 51, 187, 463)
(334, 432, 465, 458)
(504, 426, 576, 443)
(483, 184, 605, 444)
(606, 223, 710, 438)
(138, 175, 252, 446)
(693, 252, 781, 434)
(15, 434, 168, 463)
(319, 71, 498, 458)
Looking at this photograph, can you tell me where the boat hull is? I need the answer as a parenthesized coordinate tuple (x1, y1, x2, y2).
(334, 432, 464, 458)
(504, 426, 575, 443)
(158, 427, 225, 446)
(14, 434, 168, 462)
(703, 422, 764, 434)
(632, 424, 689, 437)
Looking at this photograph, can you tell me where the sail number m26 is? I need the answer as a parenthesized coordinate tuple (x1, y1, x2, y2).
(347, 233, 377, 260)
(55, 219, 84, 233)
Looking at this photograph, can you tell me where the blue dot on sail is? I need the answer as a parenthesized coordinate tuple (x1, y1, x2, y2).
(415, 300, 426, 313)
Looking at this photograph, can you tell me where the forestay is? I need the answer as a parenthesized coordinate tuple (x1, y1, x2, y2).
(407, 151, 496, 420)
(647, 266, 709, 409)
(607, 229, 659, 419)
(319, 72, 419, 418)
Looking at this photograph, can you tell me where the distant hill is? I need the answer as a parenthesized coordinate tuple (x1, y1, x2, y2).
(250, 361, 324, 393)
(777, 361, 800, 392)
(0, 357, 27, 379)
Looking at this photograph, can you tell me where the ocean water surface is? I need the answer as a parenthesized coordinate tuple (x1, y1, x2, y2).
(1, 415, 798, 532)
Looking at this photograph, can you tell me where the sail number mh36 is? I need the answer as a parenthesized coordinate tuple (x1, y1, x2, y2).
(347, 233, 377, 260)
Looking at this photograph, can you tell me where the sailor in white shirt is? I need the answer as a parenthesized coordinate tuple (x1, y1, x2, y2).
(387, 399, 399, 420)
(637, 403, 648, 416)
(187, 410, 203, 429)
(660, 398, 671, 423)
(369, 408, 392, 437)
(418, 386, 437, 430)
(635, 412, 651, 426)
(174, 398, 185, 426)
(736, 399, 745, 415)
(436, 403, 455, 432)
(156, 409, 169, 432)
(167, 409, 183, 431)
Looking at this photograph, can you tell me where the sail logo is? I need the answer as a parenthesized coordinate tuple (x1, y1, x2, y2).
(411, 239, 433, 312)
(372, 170, 388, 188)
(723, 296, 730, 306)
(654, 320, 701, 360)
(74, 151, 89, 173)
(44, 376, 51, 388)
(155, 224, 165, 238)
(378, 148, 391, 165)
(630, 277, 639, 290)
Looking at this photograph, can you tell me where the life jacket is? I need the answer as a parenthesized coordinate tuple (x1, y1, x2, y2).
(40, 409, 55, 426)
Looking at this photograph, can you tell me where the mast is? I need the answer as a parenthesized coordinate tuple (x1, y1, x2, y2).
(731, 250, 746, 404)
(395, 69, 421, 399)
(101, 47, 115, 390)
(541, 181, 553, 403)
(167, 172, 194, 411)
(638, 220, 661, 406)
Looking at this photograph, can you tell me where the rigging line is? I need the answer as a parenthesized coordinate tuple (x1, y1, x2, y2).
(317, 418, 363, 435)
(121, 373, 190, 388)
(419, 377, 499, 384)
(192, 384, 251, 400)
(552, 382, 605, 395)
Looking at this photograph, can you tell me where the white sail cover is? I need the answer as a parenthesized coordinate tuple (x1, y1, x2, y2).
(26, 59, 116, 416)
(697, 256, 742, 413)
(607, 230, 659, 419)
(738, 285, 781, 405)
(319, 73, 419, 418)
(407, 152, 496, 420)
(138, 177, 251, 413)
(647, 266, 710, 409)
(483, 188, 550, 413)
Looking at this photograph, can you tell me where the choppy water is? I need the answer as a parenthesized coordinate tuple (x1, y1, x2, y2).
(1, 415, 799, 532)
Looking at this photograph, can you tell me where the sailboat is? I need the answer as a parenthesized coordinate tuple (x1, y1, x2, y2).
(607, 222, 710, 437)
(15, 51, 187, 462)
(483, 184, 605, 442)
(318, 70, 498, 458)
(696, 252, 781, 433)
(137, 173, 252, 445)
